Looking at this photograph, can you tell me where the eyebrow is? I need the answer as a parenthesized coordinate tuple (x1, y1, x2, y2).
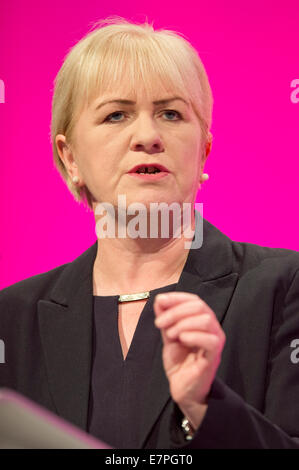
(94, 96, 189, 112)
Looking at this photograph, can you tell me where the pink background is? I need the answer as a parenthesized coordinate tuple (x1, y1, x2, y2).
(0, 0, 298, 289)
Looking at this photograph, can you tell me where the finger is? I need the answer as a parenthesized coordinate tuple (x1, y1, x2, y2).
(154, 299, 214, 329)
(178, 331, 224, 359)
(164, 313, 220, 339)
(159, 322, 178, 347)
(154, 292, 200, 316)
(153, 297, 169, 317)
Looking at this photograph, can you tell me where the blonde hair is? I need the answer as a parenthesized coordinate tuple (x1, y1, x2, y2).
(50, 16, 214, 210)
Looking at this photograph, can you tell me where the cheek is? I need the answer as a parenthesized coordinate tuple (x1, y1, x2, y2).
(80, 148, 118, 190)
(181, 143, 202, 170)
(74, 134, 105, 171)
(180, 150, 202, 189)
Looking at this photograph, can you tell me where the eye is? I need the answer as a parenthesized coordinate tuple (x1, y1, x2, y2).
(162, 110, 182, 121)
(104, 111, 126, 123)
(103, 109, 183, 124)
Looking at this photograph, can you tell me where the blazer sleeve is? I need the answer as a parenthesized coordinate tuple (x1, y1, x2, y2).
(169, 268, 299, 449)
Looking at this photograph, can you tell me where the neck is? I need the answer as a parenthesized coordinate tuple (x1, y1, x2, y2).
(92, 208, 196, 296)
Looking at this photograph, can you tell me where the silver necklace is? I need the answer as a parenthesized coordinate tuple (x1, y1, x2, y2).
(118, 291, 150, 303)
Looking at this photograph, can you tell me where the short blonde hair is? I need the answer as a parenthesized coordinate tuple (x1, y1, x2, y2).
(50, 16, 214, 210)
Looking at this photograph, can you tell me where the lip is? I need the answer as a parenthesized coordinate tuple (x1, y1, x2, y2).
(127, 163, 170, 173)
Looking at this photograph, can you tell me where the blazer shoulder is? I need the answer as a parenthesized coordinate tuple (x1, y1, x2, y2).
(0, 240, 97, 324)
(231, 239, 299, 281)
(0, 262, 69, 308)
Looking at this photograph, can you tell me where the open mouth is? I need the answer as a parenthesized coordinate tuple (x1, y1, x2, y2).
(128, 163, 170, 174)
(135, 166, 161, 174)
(127, 164, 170, 180)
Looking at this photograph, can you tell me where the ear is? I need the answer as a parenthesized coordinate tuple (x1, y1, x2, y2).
(55, 134, 84, 186)
(198, 132, 212, 186)
(202, 131, 212, 162)
(205, 131, 212, 158)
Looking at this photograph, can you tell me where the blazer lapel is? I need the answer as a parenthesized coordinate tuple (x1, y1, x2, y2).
(139, 213, 239, 448)
(37, 242, 98, 430)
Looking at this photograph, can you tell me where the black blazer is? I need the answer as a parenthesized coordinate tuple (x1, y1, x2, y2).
(1, 216, 299, 449)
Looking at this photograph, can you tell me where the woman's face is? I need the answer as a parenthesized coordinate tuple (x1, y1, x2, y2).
(56, 80, 210, 212)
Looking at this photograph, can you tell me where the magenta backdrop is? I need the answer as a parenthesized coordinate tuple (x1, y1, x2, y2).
(0, 1, 299, 289)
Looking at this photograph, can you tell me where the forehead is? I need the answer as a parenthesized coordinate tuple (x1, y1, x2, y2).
(90, 81, 190, 109)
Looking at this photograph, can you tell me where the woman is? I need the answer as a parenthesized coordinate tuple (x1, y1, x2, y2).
(1, 16, 299, 449)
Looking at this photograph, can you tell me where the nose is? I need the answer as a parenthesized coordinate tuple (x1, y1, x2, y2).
(130, 115, 164, 155)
